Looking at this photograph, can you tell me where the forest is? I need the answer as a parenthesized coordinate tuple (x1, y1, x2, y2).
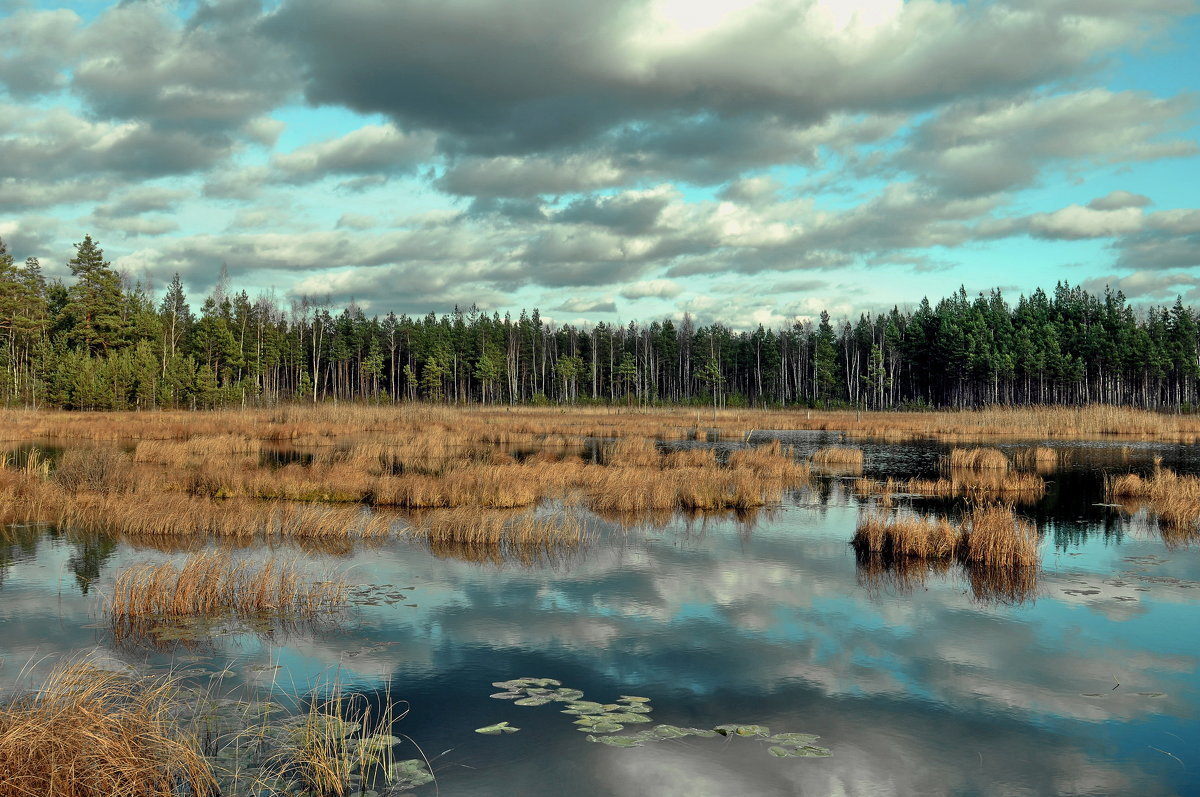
(2, 235, 1199, 411)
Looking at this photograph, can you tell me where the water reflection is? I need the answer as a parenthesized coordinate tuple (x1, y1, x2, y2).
(1, 439, 1199, 795)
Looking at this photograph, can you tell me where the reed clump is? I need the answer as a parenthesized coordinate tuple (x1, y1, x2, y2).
(1106, 459, 1200, 539)
(810, 446, 864, 468)
(52, 447, 140, 495)
(853, 505, 1039, 568)
(905, 469, 1045, 503)
(0, 661, 215, 797)
(947, 447, 1010, 471)
(1015, 446, 1060, 472)
(409, 508, 584, 548)
(960, 505, 1040, 568)
(108, 551, 346, 626)
(852, 512, 959, 560)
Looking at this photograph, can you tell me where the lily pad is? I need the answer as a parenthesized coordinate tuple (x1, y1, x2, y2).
(587, 734, 644, 747)
(604, 712, 652, 724)
(617, 696, 651, 703)
(475, 721, 520, 735)
(768, 732, 820, 746)
(490, 691, 523, 700)
(514, 696, 552, 707)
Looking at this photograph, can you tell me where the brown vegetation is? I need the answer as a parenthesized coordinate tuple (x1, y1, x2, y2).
(0, 661, 214, 797)
(1107, 460, 1200, 542)
(905, 470, 1045, 503)
(1015, 446, 1060, 472)
(810, 446, 865, 469)
(4, 403, 1199, 449)
(853, 505, 1039, 568)
(948, 447, 1010, 471)
(108, 551, 346, 627)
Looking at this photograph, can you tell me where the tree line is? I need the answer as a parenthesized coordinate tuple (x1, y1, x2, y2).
(2, 235, 1199, 411)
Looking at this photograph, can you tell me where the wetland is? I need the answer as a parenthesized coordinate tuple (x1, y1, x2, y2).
(1, 405, 1199, 796)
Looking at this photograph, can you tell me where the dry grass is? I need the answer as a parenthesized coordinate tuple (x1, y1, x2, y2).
(108, 551, 346, 627)
(852, 512, 959, 560)
(0, 661, 214, 797)
(948, 447, 1010, 471)
(1015, 446, 1060, 472)
(810, 446, 864, 469)
(1107, 459, 1200, 541)
(4, 403, 1199, 448)
(905, 469, 1045, 503)
(854, 504, 1039, 568)
(960, 505, 1040, 568)
(407, 507, 584, 547)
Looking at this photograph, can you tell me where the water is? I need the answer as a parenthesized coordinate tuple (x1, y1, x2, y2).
(1, 439, 1198, 796)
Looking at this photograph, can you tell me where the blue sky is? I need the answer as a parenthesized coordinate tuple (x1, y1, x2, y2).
(1, 0, 1198, 328)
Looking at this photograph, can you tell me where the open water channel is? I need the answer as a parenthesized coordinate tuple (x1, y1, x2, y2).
(1, 433, 1198, 796)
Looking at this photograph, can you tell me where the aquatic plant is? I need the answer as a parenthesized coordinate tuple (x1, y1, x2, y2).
(108, 551, 346, 622)
(1107, 459, 1200, 542)
(0, 660, 215, 797)
(482, 677, 830, 759)
(947, 447, 1010, 471)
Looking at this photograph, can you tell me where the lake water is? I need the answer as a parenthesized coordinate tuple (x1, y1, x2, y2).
(2, 435, 1198, 796)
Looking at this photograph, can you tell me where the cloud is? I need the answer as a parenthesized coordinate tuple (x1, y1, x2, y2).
(1089, 190, 1152, 211)
(266, 0, 1176, 162)
(897, 90, 1196, 196)
(71, 1, 294, 133)
(555, 297, 618, 313)
(0, 8, 78, 98)
(1029, 205, 1145, 240)
(620, 279, 683, 299)
(272, 124, 436, 183)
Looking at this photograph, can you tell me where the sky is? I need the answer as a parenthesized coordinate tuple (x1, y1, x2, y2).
(1, 0, 1199, 329)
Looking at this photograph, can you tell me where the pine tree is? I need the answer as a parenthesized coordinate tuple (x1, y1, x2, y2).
(62, 235, 127, 354)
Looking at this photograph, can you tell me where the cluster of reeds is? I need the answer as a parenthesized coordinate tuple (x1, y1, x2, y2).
(1015, 446, 1060, 472)
(948, 447, 1010, 470)
(853, 505, 1039, 568)
(809, 446, 864, 470)
(0, 661, 215, 797)
(409, 508, 584, 547)
(134, 434, 262, 467)
(1106, 460, 1200, 541)
(108, 551, 346, 627)
(905, 470, 1045, 503)
(852, 505, 1039, 603)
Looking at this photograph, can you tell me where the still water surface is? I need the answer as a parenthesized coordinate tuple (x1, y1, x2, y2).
(1, 436, 1198, 796)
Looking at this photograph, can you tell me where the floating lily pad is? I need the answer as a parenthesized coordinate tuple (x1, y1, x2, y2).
(490, 691, 523, 700)
(587, 734, 644, 747)
(604, 712, 651, 724)
(714, 724, 770, 738)
(514, 696, 552, 707)
(588, 722, 625, 733)
(475, 721, 520, 735)
(617, 696, 651, 703)
(768, 732, 820, 746)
